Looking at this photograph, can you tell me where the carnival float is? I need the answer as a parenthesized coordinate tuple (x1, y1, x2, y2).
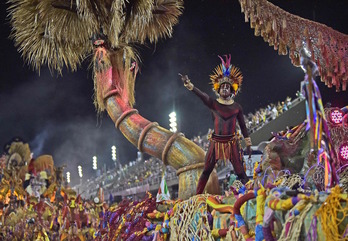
(2, 0, 347, 240)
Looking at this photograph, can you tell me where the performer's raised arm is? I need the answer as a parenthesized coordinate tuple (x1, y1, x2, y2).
(179, 73, 214, 108)
(237, 104, 252, 157)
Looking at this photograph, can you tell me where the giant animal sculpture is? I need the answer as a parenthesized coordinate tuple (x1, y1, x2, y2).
(92, 43, 220, 199)
(260, 107, 348, 190)
(8, 0, 222, 200)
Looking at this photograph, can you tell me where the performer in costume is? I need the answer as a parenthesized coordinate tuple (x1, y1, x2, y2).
(180, 55, 252, 194)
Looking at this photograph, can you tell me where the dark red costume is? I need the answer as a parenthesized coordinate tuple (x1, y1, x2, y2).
(192, 87, 250, 194)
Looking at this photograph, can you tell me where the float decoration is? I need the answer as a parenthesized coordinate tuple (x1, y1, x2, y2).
(239, 0, 348, 91)
(8, 0, 183, 73)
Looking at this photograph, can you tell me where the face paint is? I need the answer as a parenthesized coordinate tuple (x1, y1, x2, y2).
(219, 83, 232, 98)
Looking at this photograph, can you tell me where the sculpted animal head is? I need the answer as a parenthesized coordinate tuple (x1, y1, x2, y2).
(93, 47, 138, 113)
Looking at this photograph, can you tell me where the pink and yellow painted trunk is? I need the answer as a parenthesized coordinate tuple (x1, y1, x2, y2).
(94, 47, 219, 199)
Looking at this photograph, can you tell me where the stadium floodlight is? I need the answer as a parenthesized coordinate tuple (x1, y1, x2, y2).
(78, 165, 83, 178)
(66, 172, 71, 183)
(169, 111, 177, 132)
(93, 156, 97, 170)
(112, 146, 117, 161)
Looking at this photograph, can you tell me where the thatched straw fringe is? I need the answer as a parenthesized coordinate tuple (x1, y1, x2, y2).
(93, 47, 112, 113)
(143, 0, 184, 43)
(8, 0, 183, 74)
(121, 0, 154, 44)
(8, 0, 95, 73)
(76, 0, 95, 19)
(37, 1, 95, 44)
(109, 0, 126, 48)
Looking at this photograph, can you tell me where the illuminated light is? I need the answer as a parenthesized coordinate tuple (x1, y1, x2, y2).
(170, 116, 177, 122)
(66, 172, 71, 183)
(112, 146, 117, 161)
(93, 156, 97, 170)
(339, 143, 348, 162)
(329, 108, 344, 124)
(78, 165, 83, 178)
(169, 111, 177, 133)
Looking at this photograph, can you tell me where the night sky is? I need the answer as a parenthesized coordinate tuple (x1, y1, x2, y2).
(0, 0, 347, 184)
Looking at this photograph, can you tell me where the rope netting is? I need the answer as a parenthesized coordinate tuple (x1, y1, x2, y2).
(170, 194, 215, 241)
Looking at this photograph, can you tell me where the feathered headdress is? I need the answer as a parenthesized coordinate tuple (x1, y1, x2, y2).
(209, 54, 243, 94)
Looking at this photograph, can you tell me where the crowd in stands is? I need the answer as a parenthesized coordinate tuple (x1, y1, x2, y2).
(244, 95, 304, 133)
(80, 157, 178, 199)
